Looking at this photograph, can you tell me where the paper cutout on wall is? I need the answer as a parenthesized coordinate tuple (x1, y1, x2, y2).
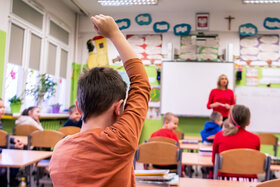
(153, 21, 170, 33)
(263, 17, 280, 30)
(135, 13, 152, 25)
(116, 18, 131, 30)
(87, 36, 109, 69)
(173, 24, 191, 36)
(239, 23, 258, 36)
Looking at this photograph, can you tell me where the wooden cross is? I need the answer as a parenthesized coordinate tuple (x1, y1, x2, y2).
(225, 15, 235, 31)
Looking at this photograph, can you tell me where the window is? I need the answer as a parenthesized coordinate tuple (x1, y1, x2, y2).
(8, 23, 24, 66)
(49, 20, 69, 44)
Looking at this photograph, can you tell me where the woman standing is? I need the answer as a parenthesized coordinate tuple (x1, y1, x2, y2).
(207, 74, 235, 120)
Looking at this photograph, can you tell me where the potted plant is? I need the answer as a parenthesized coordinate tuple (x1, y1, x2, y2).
(8, 95, 22, 113)
(51, 103, 61, 113)
(26, 73, 57, 107)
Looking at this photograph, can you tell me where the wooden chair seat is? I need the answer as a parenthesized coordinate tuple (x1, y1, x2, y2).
(256, 178, 280, 187)
(58, 126, 80, 136)
(214, 148, 271, 181)
(13, 124, 39, 136)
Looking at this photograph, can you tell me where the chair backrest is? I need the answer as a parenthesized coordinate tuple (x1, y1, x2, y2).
(214, 149, 271, 181)
(256, 178, 280, 187)
(148, 137, 178, 145)
(259, 133, 278, 156)
(13, 124, 39, 136)
(0, 130, 9, 147)
(58, 126, 80, 136)
(174, 129, 184, 140)
(28, 130, 64, 149)
(134, 141, 182, 176)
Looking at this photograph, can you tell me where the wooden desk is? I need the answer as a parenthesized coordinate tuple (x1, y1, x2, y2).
(184, 136, 202, 142)
(182, 152, 213, 167)
(0, 149, 52, 168)
(10, 135, 28, 146)
(179, 178, 259, 187)
(180, 142, 212, 150)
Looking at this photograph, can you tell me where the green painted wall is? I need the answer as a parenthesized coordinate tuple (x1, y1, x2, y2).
(70, 62, 81, 105)
(0, 30, 6, 97)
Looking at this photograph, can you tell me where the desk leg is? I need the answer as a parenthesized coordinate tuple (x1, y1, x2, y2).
(7, 167, 10, 187)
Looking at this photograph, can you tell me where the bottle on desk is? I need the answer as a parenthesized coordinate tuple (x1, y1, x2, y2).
(19, 177, 26, 187)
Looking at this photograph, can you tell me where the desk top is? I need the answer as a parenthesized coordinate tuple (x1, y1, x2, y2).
(182, 152, 213, 167)
(0, 149, 52, 168)
(180, 142, 212, 150)
(184, 136, 202, 141)
(3, 113, 68, 120)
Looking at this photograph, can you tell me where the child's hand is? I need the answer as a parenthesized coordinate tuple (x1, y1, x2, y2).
(90, 15, 120, 39)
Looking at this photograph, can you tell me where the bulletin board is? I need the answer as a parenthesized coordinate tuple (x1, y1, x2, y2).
(160, 61, 234, 117)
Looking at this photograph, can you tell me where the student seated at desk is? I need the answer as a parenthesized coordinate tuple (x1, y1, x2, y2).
(200, 111, 223, 143)
(63, 105, 82, 128)
(212, 105, 260, 181)
(49, 15, 151, 186)
(150, 112, 179, 142)
(0, 98, 24, 187)
(15, 106, 43, 130)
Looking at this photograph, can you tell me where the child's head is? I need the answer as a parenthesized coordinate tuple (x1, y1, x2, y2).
(77, 67, 127, 122)
(223, 105, 251, 136)
(229, 104, 250, 128)
(217, 74, 228, 89)
(0, 98, 5, 119)
(22, 106, 40, 122)
(209, 111, 223, 126)
(163, 112, 179, 131)
(68, 105, 81, 122)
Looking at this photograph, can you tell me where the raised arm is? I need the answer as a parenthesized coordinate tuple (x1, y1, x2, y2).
(90, 15, 137, 63)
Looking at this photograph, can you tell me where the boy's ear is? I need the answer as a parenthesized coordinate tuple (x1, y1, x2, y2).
(75, 100, 82, 115)
(114, 100, 124, 116)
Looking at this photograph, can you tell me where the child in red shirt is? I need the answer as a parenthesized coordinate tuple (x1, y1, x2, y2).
(151, 112, 179, 142)
(212, 104, 260, 181)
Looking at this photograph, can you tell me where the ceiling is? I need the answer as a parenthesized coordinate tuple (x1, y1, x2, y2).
(61, 0, 280, 16)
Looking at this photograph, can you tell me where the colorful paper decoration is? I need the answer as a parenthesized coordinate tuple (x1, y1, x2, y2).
(153, 21, 170, 33)
(239, 23, 258, 36)
(263, 17, 280, 30)
(135, 13, 152, 25)
(116, 18, 131, 30)
(173, 24, 191, 36)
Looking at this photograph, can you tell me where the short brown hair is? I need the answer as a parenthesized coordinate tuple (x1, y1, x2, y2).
(163, 112, 178, 125)
(209, 111, 222, 122)
(229, 104, 251, 128)
(217, 74, 228, 90)
(68, 105, 77, 114)
(77, 67, 127, 122)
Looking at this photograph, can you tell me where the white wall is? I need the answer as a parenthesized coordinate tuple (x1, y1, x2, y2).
(78, 10, 280, 65)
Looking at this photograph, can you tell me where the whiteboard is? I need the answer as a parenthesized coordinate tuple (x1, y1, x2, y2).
(160, 62, 234, 117)
(235, 86, 280, 133)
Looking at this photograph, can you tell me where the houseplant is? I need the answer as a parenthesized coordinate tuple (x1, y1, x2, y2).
(26, 73, 57, 107)
(8, 95, 22, 113)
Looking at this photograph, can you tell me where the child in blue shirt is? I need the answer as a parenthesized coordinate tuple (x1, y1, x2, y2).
(200, 111, 223, 143)
(63, 105, 82, 128)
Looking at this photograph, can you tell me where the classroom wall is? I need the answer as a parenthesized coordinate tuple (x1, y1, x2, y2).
(77, 8, 280, 138)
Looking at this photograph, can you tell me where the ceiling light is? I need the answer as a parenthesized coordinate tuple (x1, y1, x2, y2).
(97, 0, 158, 6)
(242, 0, 280, 3)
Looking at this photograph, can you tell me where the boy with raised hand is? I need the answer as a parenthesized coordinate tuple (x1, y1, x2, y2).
(49, 15, 151, 187)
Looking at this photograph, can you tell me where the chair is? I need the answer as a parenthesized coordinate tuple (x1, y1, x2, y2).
(0, 130, 9, 147)
(214, 149, 271, 181)
(134, 141, 183, 176)
(13, 124, 39, 136)
(148, 137, 178, 145)
(259, 133, 278, 156)
(58, 126, 80, 136)
(27, 130, 64, 186)
(256, 178, 280, 187)
(174, 129, 184, 140)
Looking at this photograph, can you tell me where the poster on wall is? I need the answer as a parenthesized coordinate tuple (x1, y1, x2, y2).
(240, 35, 279, 62)
(126, 34, 162, 64)
(179, 35, 219, 61)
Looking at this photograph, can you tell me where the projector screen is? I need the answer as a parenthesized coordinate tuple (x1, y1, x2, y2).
(160, 61, 235, 117)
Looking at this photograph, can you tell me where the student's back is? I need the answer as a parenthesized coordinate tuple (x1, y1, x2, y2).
(212, 105, 260, 180)
(49, 15, 151, 187)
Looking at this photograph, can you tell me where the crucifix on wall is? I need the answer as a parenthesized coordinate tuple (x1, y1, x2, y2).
(225, 15, 235, 31)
